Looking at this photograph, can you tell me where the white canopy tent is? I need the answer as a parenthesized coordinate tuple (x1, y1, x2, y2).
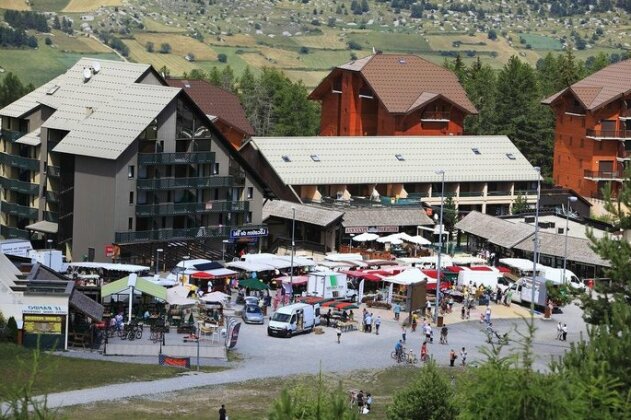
(383, 268, 429, 285)
(352, 232, 379, 242)
(200, 291, 231, 303)
(226, 261, 276, 272)
(69, 262, 150, 273)
(325, 253, 364, 262)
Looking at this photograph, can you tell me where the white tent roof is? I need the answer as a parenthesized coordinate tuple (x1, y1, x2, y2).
(353, 232, 379, 242)
(226, 261, 276, 272)
(242, 253, 293, 269)
(383, 268, 428, 285)
(200, 291, 231, 303)
(69, 262, 150, 273)
(499, 258, 545, 272)
(325, 253, 364, 262)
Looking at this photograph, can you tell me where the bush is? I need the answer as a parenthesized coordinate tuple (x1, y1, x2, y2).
(159, 42, 171, 54)
(44, 36, 52, 46)
(7, 316, 17, 344)
(299, 46, 309, 54)
(145, 41, 154, 52)
(217, 53, 228, 63)
(347, 40, 362, 50)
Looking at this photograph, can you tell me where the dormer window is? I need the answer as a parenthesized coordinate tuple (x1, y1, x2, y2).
(472, 148, 481, 155)
(395, 154, 405, 161)
(359, 87, 374, 99)
(506, 153, 516, 160)
(282, 155, 291, 162)
(310, 154, 321, 162)
(332, 77, 342, 94)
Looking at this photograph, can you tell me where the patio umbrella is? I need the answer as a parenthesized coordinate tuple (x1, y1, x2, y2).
(167, 295, 197, 306)
(401, 234, 431, 246)
(239, 278, 269, 290)
(168, 284, 191, 298)
(200, 291, 231, 303)
(352, 232, 379, 242)
(377, 233, 403, 243)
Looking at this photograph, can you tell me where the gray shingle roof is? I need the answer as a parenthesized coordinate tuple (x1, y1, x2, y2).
(53, 84, 180, 159)
(456, 211, 534, 248)
(263, 200, 344, 227)
(342, 207, 433, 227)
(250, 136, 539, 185)
(513, 232, 610, 267)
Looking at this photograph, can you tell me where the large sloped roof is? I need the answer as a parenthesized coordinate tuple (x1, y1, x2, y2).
(263, 199, 344, 227)
(166, 79, 254, 136)
(310, 53, 477, 115)
(542, 58, 631, 111)
(248, 135, 539, 185)
(455, 211, 534, 249)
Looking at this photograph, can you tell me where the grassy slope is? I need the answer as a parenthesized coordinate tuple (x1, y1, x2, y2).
(0, 343, 224, 399)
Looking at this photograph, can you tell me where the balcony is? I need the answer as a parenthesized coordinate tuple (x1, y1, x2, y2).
(487, 190, 513, 196)
(586, 129, 631, 140)
(45, 191, 59, 203)
(136, 176, 233, 190)
(0, 129, 26, 142)
(0, 152, 39, 171)
(137, 152, 215, 165)
(0, 177, 39, 195)
(0, 225, 29, 239)
(44, 211, 58, 222)
(114, 225, 232, 244)
(458, 191, 485, 197)
(584, 169, 625, 181)
(1, 201, 38, 219)
(420, 111, 451, 122)
(135, 200, 249, 217)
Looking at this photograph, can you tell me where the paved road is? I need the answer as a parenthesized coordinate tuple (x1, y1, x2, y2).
(37, 300, 586, 409)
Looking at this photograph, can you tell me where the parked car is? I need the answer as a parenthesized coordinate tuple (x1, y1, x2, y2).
(243, 304, 265, 324)
(244, 296, 259, 306)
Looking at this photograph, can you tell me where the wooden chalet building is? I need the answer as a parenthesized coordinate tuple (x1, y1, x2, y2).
(308, 53, 477, 137)
(543, 59, 631, 198)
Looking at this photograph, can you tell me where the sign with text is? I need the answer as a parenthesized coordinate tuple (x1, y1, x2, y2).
(105, 245, 114, 257)
(345, 226, 399, 234)
(230, 227, 268, 238)
(22, 305, 67, 315)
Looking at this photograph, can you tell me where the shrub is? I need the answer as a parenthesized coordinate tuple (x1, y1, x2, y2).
(7, 316, 17, 344)
(299, 46, 309, 54)
(145, 41, 154, 52)
(44, 37, 52, 46)
(217, 53, 228, 63)
(159, 42, 171, 54)
(347, 40, 362, 50)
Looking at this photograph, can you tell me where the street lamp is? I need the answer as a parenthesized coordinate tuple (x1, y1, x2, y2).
(156, 248, 163, 274)
(434, 169, 445, 324)
(562, 196, 578, 285)
(290, 207, 296, 285)
(46, 239, 53, 268)
(349, 233, 355, 252)
(531, 167, 541, 318)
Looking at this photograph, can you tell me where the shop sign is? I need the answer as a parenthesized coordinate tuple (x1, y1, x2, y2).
(345, 226, 399, 234)
(230, 227, 268, 238)
(23, 314, 63, 334)
(105, 245, 114, 257)
(23, 305, 67, 315)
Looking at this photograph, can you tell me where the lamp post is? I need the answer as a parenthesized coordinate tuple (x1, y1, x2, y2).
(349, 233, 355, 252)
(434, 169, 445, 324)
(531, 167, 541, 318)
(156, 248, 163, 274)
(563, 196, 578, 285)
(46, 239, 53, 268)
(290, 207, 296, 285)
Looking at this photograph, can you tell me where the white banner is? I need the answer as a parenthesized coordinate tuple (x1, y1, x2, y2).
(358, 280, 365, 303)
(22, 304, 67, 315)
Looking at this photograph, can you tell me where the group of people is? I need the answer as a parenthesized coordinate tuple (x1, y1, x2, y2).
(361, 309, 381, 334)
(556, 322, 569, 341)
(350, 390, 372, 415)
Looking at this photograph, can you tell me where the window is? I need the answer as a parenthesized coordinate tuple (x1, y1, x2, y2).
(282, 155, 291, 162)
(128, 218, 133, 230)
(310, 154, 321, 162)
(471, 148, 481, 155)
(213, 163, 220, 175)
(247, 187, 254, 199)
(332, 77, 342, 93)
(246, 211, 252, 223)
(128, 165, 135, 179)
(129, 191, 134, 204)
(395, 154, 405, 161)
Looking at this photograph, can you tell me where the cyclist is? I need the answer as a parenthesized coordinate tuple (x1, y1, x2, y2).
(394, 340, 404, 362)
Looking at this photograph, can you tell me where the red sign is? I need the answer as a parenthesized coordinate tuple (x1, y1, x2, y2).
(105, 245, 114, 257)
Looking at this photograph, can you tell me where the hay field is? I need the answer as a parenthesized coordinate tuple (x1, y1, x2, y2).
(143, 18, 186, 34)
(296, 30, 347, 49)
(208, 33, 258, 48)
(51, 31, 111, 53)
(132, 33, 217, 61)
(0, 0, 30, 10)
(29, 0, 68, 11)
(124, 38, 197, 75)
(62, 0, 121, 12)
(283, 69, 327, 88)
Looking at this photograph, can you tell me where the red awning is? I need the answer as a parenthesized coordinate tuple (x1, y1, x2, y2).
(191, 271, 214, 279)
(445, 266, 466, 273)
(469, 266, 493, 272)
(497, 266, 511, 273)
(341, 270, 383, 282)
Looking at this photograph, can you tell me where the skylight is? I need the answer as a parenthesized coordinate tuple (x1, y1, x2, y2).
(395, 154, 405, 161)
(506, 153, 516, 160)
(310, 154, 321, 162)
(472, 148, 481, 155)
(46, 85, 60, 95)
(282, 155, 291, 162)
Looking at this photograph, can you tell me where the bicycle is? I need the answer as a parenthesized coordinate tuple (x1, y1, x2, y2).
(150, 325, 168, 343)
(405, 349, 418, 365)
(391, 348, 405, 363)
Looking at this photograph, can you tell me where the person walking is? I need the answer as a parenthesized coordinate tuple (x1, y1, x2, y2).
(401, 325, 407, 343)
(420, 341, 429, 362)
(374, 315, 382, 335)
(365, 393, 372, 413)
(411, 313, 418, 332)
(485, 305, 492, 324)
(440, 324, 448, 344)
(556, 321, 563, 340)
(424, 322, 432, 343)
(326, 309, 331, 327)
(449, 349, 457, 367)
(393, 302, 401, 320)
(336, 326, 342, 344)
(461, 304, 466, 320)
(365, 313, 373, 333)
(356, 390, 364, 414)
(460, 347, 467, 366)
(219, 404, 227, 420)
(562, 323, 568, 341)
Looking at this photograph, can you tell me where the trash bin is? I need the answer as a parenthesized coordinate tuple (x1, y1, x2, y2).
(437, 315, 444, 327)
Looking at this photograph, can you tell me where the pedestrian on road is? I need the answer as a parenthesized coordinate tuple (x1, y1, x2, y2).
(460, 347, 467, 366)
(411, 313, 418, 332)
(424, 323, 432, 343)
(375, 316, 381, 335)
(336, 326, 342, 344)
(401, 325, 407, 343)
(440, 324, 448, 344)
(461, 305, 466, 320)
(365, 313, 373, 333)
(466, 306, 471, 320)
(393, 302, 401, 320)
(449, 349, 457, 367)
(426, 299, 432, 318)
(349, 310, 354, 321)
(219, 404, 227, 420)
(420, 341, 428, 362)
(562, 323, 568, 341)
(326, 309, 331, 327)
(485, 305, 492, 324)
(556, 321, 562, 340)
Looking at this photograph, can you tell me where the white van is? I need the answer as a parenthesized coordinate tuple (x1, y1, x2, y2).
(541, 267, 585, 290)
(457, 270, 511, 292)
(267, 303, 318, 338)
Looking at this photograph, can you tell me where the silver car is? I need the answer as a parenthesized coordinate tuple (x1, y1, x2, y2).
(243, 304, 265, 324)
